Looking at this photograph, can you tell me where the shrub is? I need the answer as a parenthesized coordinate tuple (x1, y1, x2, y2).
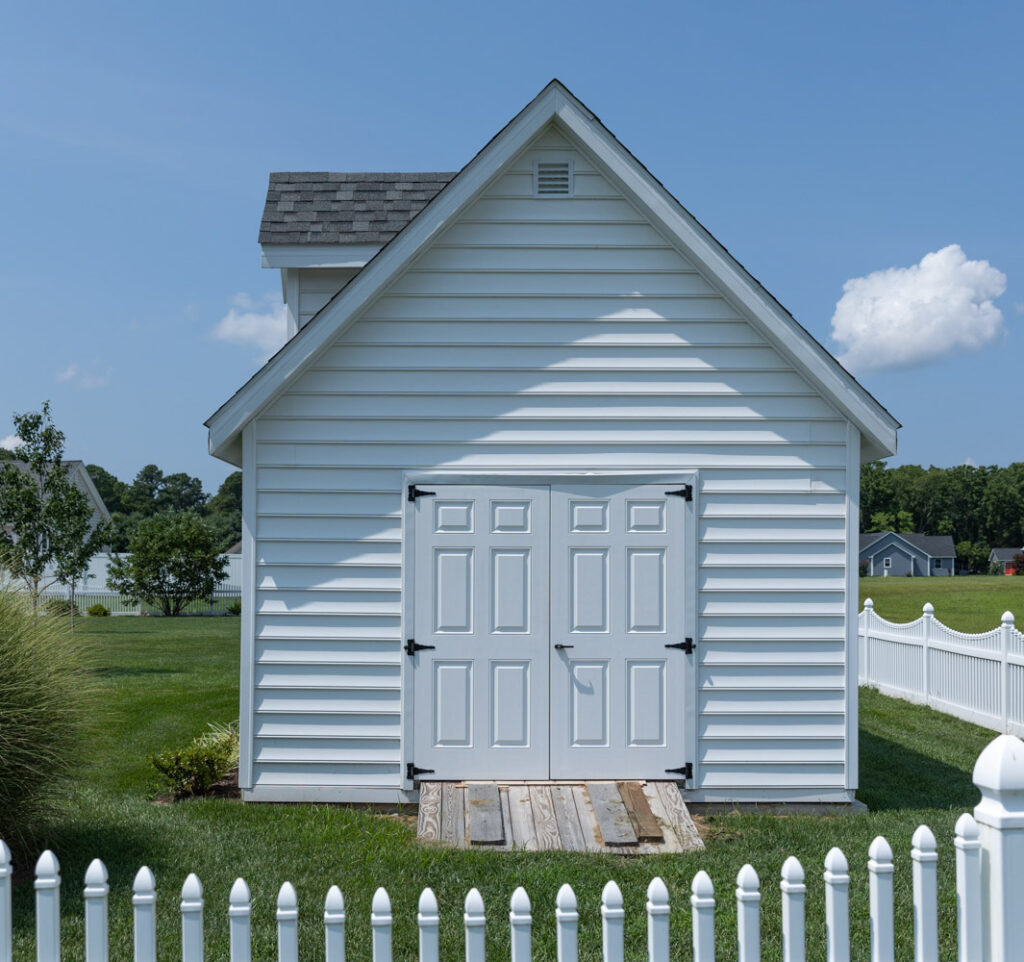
(87, 603, 110, 617)
(226, 599, 242, 616)
(0, 585, 92, 842)
(152, 722, 239, 799)
(43, 597, 79, 617)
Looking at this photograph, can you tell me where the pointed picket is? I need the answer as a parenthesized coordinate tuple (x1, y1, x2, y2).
(464, 888, 486, 962)
(555, 884, 578, 962)
(132, 867, 157, 962)
(228, 879, 251, 962)
(510, 888, 531, 962)
(180, 874, 204, 962)
(324, 886, 346, 962)
(824, 848, 850, 962)
(954, 814, 982, 962)
(867, 837, 894, 962)
(276, 883, 298, 962)
(34, 851, 60, 962)
(601, 882, 624, 962)
(0, 842, 11, 962)
(645, 878, 669, 962)
(780, 857, 805, 962)
(371, 888, 392, 962)
(84, 859, 109, 962)
(690, 872, 715, 962)
(418, 888, 439, 962)
(911, 826, 938, 962)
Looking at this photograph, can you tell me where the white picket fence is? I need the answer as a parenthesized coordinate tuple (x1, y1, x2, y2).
(4, 734, 1024, 962)
(858, 599, 1024, 736)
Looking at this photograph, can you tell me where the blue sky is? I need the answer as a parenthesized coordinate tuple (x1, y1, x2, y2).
(2, 1, 1020, 493)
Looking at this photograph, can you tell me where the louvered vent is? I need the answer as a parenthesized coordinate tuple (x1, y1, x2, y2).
(535, 161, 573, 196)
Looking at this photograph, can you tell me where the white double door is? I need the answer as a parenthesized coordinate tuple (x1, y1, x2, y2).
(411, 483, 687, 780)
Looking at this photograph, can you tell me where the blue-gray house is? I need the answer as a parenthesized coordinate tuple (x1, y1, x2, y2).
(860, 532, 956, 576)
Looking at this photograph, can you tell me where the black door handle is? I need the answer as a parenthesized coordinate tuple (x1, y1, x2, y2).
(554, 644, 575, 650)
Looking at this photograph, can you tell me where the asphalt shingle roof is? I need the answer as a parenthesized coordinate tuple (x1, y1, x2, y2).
(859, 531, 956, 558)
(259, 172, 456, 245)
(990, 547, 1024, 562)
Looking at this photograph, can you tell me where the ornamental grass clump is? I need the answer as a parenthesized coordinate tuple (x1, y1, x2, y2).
(152, 722, 239, 798)
(0, 584, 93, 842)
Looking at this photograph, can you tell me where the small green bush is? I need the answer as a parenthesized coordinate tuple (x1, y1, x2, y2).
(226, 600, 242, 616)
(0, 586, 93, 842)
(43, 597, 79, 617)
(87, 603, 110, 617)
(152, 722, 239, 798)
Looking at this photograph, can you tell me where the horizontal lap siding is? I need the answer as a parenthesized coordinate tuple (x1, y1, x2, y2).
(248, 126, 851, 795)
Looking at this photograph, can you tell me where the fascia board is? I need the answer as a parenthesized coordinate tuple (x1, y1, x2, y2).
(260, 243, 382, 269)
(550, 101, 899, 460)
(209, 86, 566, 460)
(74, 464, 112, 522)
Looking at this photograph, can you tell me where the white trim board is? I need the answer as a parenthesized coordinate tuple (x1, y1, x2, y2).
(208, 80, 898, 466)
(261, 243, 382, 269)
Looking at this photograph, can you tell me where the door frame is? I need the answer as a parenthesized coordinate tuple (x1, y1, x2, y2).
(400, 470, 699, 792)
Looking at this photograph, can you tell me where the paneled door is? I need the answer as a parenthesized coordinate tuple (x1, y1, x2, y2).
(548, 484, 687, 779)
(412, 485, 550, 780)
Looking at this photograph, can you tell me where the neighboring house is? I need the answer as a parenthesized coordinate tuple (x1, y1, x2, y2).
(859, 531, 956, 576)
(989, 547, 1024, 575)
(206, 81, 899, 805)
(2, 460, 111, 533)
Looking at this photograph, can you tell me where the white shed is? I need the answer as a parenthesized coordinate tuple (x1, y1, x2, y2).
(207, 81, 898, 805)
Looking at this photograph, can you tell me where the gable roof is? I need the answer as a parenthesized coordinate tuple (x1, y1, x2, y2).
(990, 547, 1024, 563)
(860, 531, 955, 558)
(208, 80, 900, 466)
(259, 172, 454, 245)
(4, 460, 112, 524)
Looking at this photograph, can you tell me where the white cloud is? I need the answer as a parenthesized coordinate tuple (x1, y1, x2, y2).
(56, 361, 111, 389)
(0, 434, 19, 451)
(830, 245, 1007, 374)
(963, 456, 977, 467)
(210, 292, 288, 360)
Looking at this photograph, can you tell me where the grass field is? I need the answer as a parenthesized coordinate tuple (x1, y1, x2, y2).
(860, 574, 1024, 632)
(6, 616, 1001, 962)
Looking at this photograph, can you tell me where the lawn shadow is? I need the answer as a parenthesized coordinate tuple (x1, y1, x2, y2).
(91, 666, 178, 677)
(858, 727, 981, 811)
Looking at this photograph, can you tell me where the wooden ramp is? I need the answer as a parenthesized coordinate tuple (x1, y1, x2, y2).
(416, 781, 703, 854)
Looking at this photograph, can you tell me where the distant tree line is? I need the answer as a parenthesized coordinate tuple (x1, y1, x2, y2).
(85, 463, 241, 553)
(861, 461, 1024, 573)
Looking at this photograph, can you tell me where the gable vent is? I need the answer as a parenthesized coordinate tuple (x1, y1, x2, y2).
(535, 161, 573, 196)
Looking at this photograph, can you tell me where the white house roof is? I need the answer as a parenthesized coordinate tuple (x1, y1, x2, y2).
(4, 460, 111, 524)
(207, 79, 900, 466)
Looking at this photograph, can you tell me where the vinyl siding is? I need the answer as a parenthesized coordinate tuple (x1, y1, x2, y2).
(246, 124, 855, 799)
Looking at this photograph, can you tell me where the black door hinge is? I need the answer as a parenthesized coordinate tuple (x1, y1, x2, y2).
(405, 638, 436, 657)
(665, 638, 694, 654)
(408, 484, 437, 502)
(665, 485, 693, 501)
(666, 762, 693, 780)
(407, 763, 435, 780)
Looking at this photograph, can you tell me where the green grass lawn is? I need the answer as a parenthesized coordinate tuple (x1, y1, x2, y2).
(6, 616, 1001, 962)
(860, 574, 1024, 632)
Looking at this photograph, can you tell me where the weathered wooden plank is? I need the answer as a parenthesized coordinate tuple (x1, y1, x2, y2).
(506, 785, 538, 851)
(652, 781, 703, 851)
(586, 782, 638, 847)
(467, 784, 504, 845)
(529, 786, 561, 851)
(440, 783, 465, 847)
(571, 785, 605, 853)
(496, 787, 513, 851)
(417, 782, 442, 841)
(617, 781, 663, 841)
(550, 785, 586, 852)
(639, 781, 682, 854)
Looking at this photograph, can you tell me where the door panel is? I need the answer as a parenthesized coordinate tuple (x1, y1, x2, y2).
(550, 484, 687, 779)
(413, 485, 549, 779)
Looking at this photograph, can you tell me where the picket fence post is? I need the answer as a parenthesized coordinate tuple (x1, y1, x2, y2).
(824, 848, 849, 962)
(973, 733, 1024, 962)
(556, 884, 578, 962)
(691, 871, 715, 962)
(921, 603, 933, 704)
(867, 836, 894, 962)
(0, 841, 10, 962)
(646, 878, 669, 962)
(910, 826, 937, 962)
(510, 887, 531, 962)
(464, 889, 486, 962)
(1000, 612, 1014, 732)
(277, 883, 298, 962)
(34, 851, 60, 962)
(181, 873, 204, 962)
(324, 886, 345, 962)
(736, 865, 760, 962)
(83, 859, 109, 962)
(371, 888, 392, 962)
(228, 878, 251, 962)
(863, 598, 874, 685)
(954, 814, 982, 962)
(132, 867, 157, 962)
(602, 881, 624, 962)
(780, 857, 805, 962)
(418, 888, 439, 962)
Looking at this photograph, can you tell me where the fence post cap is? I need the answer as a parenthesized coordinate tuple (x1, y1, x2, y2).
(133, 866, 155, 895)
(868, 835, 893, 865)
(84, 858, 108, 886)
(824, 846, 849, 879)
(955, 812, 980, 841)
(646, 876, 669, 906)
(864, 597, 874, 609)
(35, 849, 59, 880)
(691, 870, 714, 899)
(780, 855, 804, 884)
(0, 840, 10, 865)
(277, 881, 298, 912)
(735, 863, 760, 901)
(181, 872, 203, 901)
(1004, 611, 1016, 627)
(923, 602, 934, 616)
(371, 886, 391, 920)
(230, 877, 251, 905)
(324, 884, 345, 916)
(911, 824, 938, 860)
(418, 886, 438, 917)
(974, 733, 1024, 828)
(464, 887, 485, 921)
(556, 883, 577, 912)
(601, 880, 623, 910)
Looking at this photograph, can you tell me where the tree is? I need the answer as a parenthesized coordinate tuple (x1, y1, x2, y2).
(85, 464, 126, 515)
(0, 403, 105, 611)
(106, 512, 229, 616)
